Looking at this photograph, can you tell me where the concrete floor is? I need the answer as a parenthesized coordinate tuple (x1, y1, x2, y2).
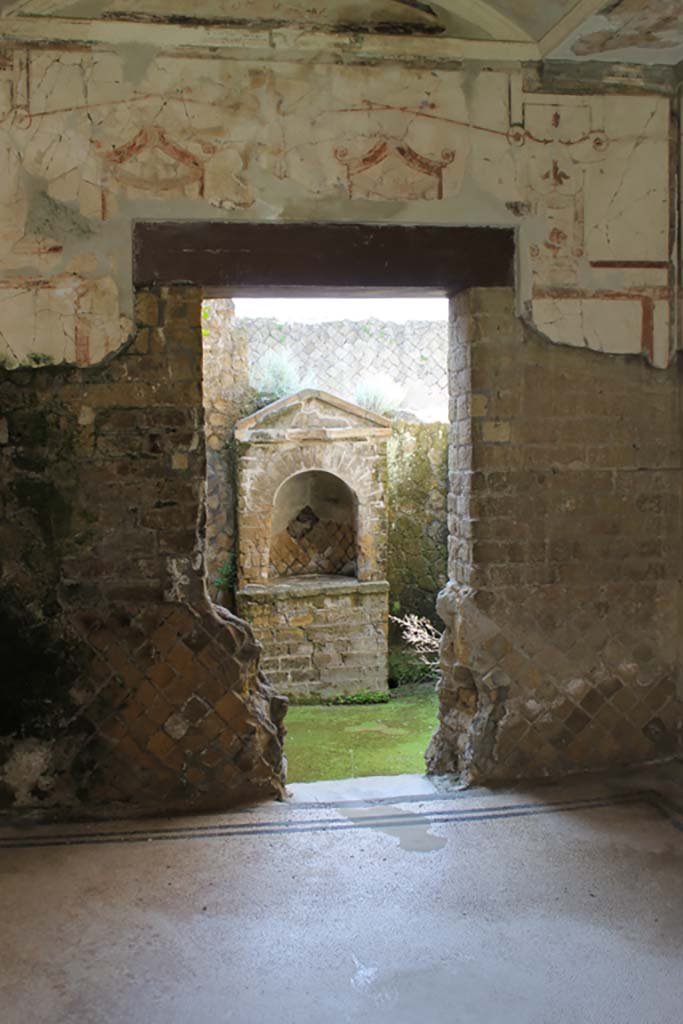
(1, 765, 682, 1024)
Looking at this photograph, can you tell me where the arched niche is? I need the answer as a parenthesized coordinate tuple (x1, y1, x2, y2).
(270, 469, 358, 579)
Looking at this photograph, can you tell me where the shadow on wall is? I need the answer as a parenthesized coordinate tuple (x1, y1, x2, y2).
(270, 469, 358, 579)
(0, 287, 287, 817)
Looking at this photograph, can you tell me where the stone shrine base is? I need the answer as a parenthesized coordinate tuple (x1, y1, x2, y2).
(237, 576, 389, 700)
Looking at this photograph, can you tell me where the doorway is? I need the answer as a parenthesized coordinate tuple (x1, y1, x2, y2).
(133, 220, 515, 788)
(201, 291, 452, 780)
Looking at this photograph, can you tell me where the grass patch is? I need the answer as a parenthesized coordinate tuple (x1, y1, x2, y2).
(285, 683, 438, 783)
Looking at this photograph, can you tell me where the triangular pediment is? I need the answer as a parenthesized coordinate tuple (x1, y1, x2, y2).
(235, 389, 391, 440)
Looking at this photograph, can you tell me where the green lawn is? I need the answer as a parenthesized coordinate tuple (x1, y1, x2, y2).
(284, 684, 439, 782)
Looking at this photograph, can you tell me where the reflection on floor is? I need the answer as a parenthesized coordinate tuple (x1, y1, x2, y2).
(1, 764, 682, 1024)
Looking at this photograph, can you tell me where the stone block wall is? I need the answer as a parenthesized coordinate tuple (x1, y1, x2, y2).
(202, 301, 251, 592)
(238, 579, 389, 700)
(0, 287, 286, 817)
(427, 288, 683, 781)
(243, 316, 448, 416)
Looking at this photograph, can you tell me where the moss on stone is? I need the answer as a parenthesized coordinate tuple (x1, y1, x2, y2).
(387, 420, 448, 623)
(285, 683, 438, 782)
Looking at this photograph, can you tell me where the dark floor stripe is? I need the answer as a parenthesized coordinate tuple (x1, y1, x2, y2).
(0, 791, 647, 847)
(0, 791, 676, 850)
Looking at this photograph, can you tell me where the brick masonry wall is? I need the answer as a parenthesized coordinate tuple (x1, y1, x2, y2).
(427, 288, 683, 781)
(238, 579, 389, 700)
(0, 287, 286, 816)
(202, 301, 249, 593)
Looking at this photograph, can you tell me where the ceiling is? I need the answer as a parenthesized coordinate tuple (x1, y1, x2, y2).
(0, 0, 681, 66)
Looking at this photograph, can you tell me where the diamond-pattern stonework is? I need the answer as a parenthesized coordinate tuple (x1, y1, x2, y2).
(0, 287, 286, 814)
(427, 289, 683, 781)
(242, 317, 448, 412)
(270, 518, 356, 578)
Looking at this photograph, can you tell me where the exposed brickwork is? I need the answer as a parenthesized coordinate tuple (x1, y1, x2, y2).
(0, 287, 286, 816)
(202, 300, 249, 591)
(427, 288, 683, 781)
(239, 578, 389, 700)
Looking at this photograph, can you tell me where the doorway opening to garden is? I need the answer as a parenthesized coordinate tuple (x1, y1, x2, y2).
(134, 219, 515, 790)
(201, 292, 450, 782)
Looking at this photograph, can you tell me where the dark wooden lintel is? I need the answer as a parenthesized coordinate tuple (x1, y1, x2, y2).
(133, 221, 515, 295)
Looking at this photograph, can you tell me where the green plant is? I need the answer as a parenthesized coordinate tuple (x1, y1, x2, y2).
(328, 690, 391, 705)
(388, 647, 434, 688)
(251, 349, 312, 408)
(288, 690, 391, 706)
(354, 373, 404, 414)
(26, 352, 54, 367)
(213, 555, 236, 592)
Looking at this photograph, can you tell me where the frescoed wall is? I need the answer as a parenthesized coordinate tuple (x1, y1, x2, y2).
(0, 48, 676, 368)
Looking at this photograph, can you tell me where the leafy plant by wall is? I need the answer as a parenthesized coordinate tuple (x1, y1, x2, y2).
(386, 421, 448, 624)
(250, 349, 313, 409)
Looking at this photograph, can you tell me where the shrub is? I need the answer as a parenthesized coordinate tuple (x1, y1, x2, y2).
(328, 690, 390, 705)
(213, 555, 236, 593)
(251, 349, 312, 407)
(390, 613, 441, 667)
(354, 373, 405, 414)
(388, 648, 435, 688)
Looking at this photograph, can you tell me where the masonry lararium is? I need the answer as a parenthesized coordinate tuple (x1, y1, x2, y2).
(234, 389, 391, 700)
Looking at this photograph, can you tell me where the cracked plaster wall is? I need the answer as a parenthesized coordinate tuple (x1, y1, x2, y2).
(0, 44, 677, 369)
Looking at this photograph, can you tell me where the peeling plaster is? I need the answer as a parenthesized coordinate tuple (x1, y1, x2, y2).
(1, 738, 54, 805)
(549, 0, 683, 66)
(0, 46, 676, 369)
